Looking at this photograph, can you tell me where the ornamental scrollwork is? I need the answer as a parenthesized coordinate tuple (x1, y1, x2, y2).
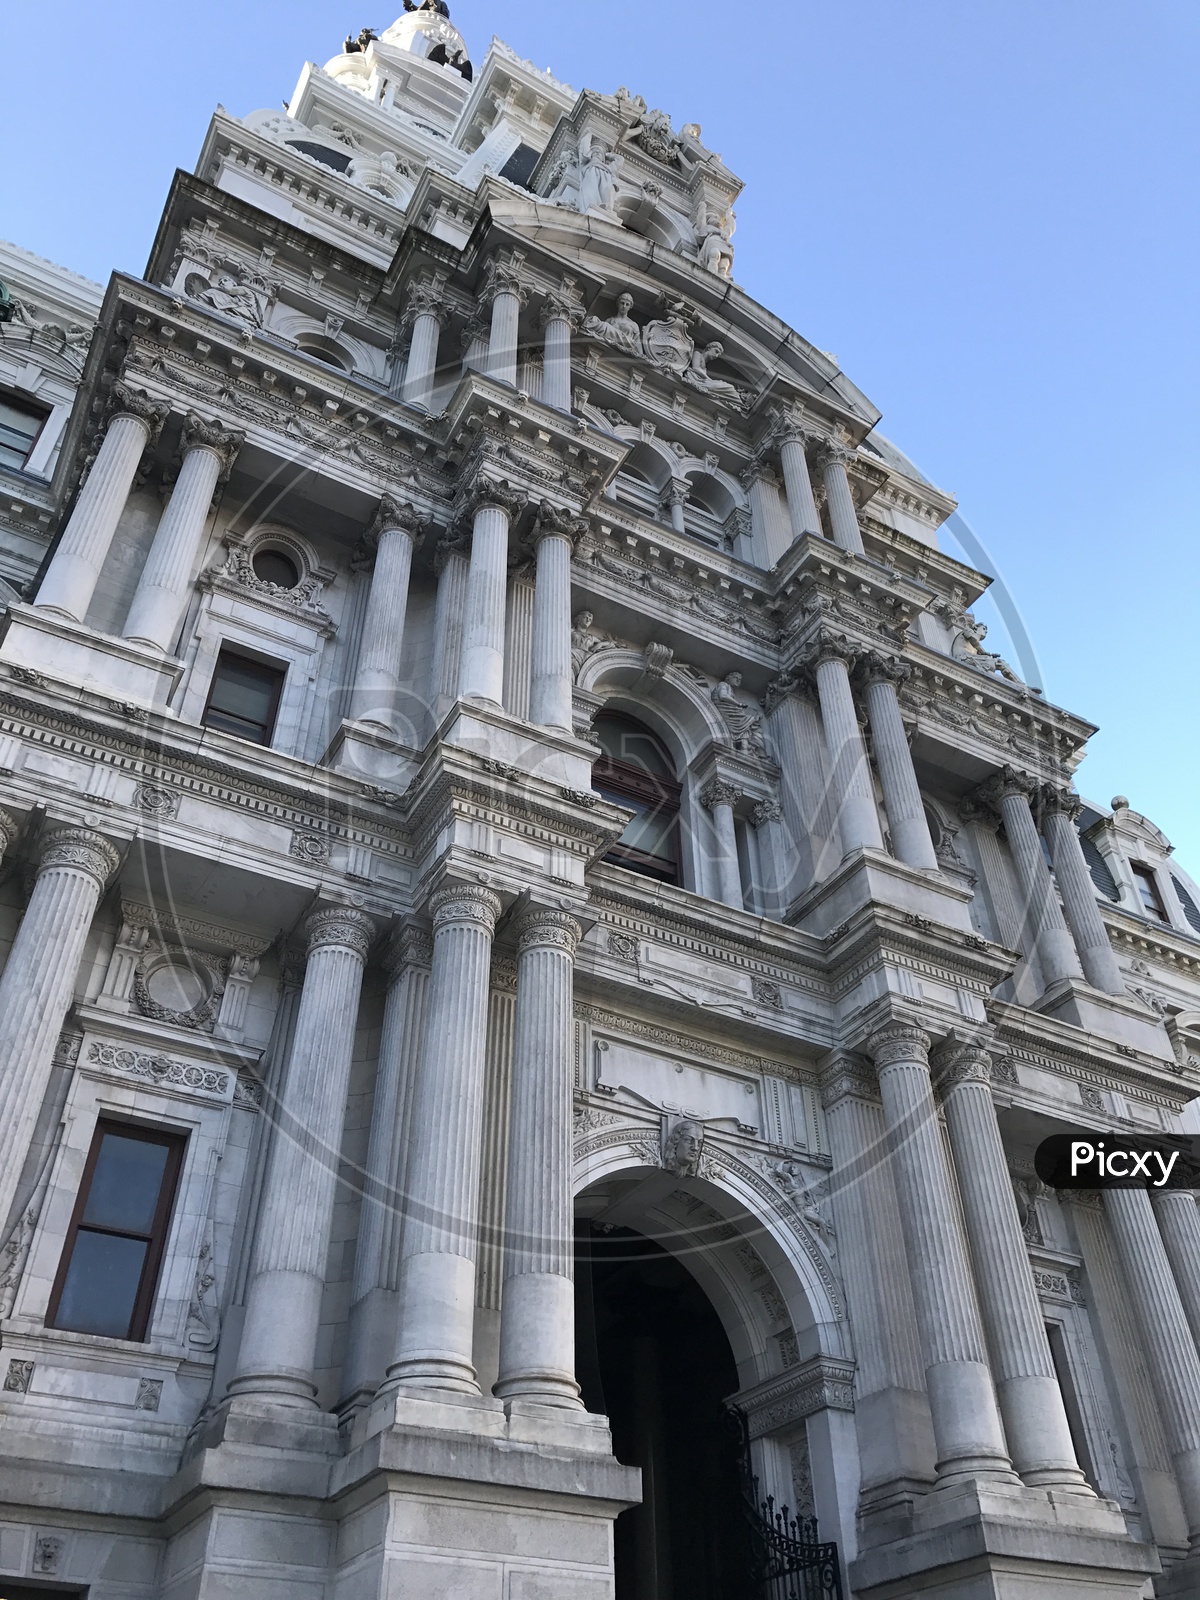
(87, 1040, 230, 1097)
(304, 906, 376, 960)
(429, 884, 502, 934)
(517, 910, 583, 958)
(867, 1023, 933, 1070)
(39, 828, 121, 888)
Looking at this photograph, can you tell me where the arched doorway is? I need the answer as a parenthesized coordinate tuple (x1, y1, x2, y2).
(575, 1220, 751, 1600)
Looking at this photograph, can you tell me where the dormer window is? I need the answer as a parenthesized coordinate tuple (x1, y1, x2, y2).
(1131, 862, 1168, 922)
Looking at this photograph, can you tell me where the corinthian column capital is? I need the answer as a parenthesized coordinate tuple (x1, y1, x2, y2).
(454, 474, 529, 530)
(810, 629, 859, 670)
(430, 884, 503, 935)
(1040, 784, 1083, 822)
(0, 808, 19, 856)
(364, 494, 427, 556)
(304, 905, 376, 961)
(979, 764, 1036, 805)
(700, 777, 741, 811)
(516, 908, 583, 958)
(529, 500, 589, 550)
(815, 435, 855, 470)
(180, 412, 245, 481)
(867, 1022, 932, 1069)
(106, 381, 170, 442)
(932, 1039, 994, 1092)
(39, 827, 121, 888)
(857, 650, 911, 688)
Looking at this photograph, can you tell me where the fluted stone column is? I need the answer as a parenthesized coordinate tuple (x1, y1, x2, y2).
(1153, 1191, 1200, 1356)
(664, 479, 688, 535)
(228, 907, 375, 1408)
(540, 292, 579, 413)
(430, 538, 469, 720)
(122, 415, 243, 652)
(816, 439, 865, 555)
(402, 281, 446, 411)
(36, 385, 168, 621)
(495, 909, 584, 1408)
(869, 1024, 1016, 1485)
(811, 635, 884, 856)
(461, 317, 490, 376)
(750, 797, 790, 915)
(778, 426, 820, 541)
(386, 885, 502, 1394)
(1105, 1186, 1200, 1547)
(1041, 788, 1125, 996)
(341, 926, 433, 1411)
(820, 1054, 936, 1498)
(460, 488, 524, 707)
(0, 822, 121, 1233)
(529, 505, 581, 732)
(984, 768, 1083, 987)
(859, 654, 938, 870)
(701, 778, 744, 909)
(484, 261, 527, 389)
(350, 497, 424, 732)
(935, 1041, 1092, 1491)
(502, 575, 535, 721)
(766, 677, 837, 894)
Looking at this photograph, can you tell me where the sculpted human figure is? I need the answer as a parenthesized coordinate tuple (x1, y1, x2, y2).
(697, 210, 735, 278)
(571, 610, 605, 677)
(712, 672, 766, 756)
(664, 1118, 705, 1178)
(682, 341, 746, 407)
(583, 292, 643, 359)
(194, 271, 265, 328)
(578, 141, 623, 216)
(952, 611, 1024, 685)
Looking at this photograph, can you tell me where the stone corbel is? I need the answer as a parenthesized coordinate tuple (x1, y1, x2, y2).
(214, 953, 261, 1042)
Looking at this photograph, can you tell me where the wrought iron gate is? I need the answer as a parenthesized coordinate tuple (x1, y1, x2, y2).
(727, 1407, 844, 1600)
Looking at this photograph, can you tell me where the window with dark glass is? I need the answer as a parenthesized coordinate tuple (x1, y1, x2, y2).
(251, 548, 300, 589)
(591, 712, 681, 885)
(47, 1122, 185, 1343)
(202, 648, 286, 746)
(0, 1587, 86, 1599)
(1131, 862, 1168, 922)
(0, 390, 50, 472)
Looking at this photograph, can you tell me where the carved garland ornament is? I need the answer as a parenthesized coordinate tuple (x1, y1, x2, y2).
(868, 1024, 933, 1070)
(304, 906, 376, 960)
(517, 909, 583, 958)
(87, 1041, 230, 1097)
(429, 884, 502, 934)
(39, 828, 121, 887)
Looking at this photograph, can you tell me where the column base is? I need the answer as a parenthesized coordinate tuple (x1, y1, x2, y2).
(850, 1478, 1157, 1600)
(1034, 978, 1174, 1059)
(322, 716, 420, 791)
(0, 603, 184, 709)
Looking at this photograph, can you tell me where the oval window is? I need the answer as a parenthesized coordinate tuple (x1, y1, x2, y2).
(252, 549, 300, 590)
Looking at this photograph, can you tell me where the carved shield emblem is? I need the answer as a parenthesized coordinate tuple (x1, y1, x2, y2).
(641, 313, 694, 377)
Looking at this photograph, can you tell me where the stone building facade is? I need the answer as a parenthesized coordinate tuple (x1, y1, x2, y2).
(0, 7, 1198, 1597)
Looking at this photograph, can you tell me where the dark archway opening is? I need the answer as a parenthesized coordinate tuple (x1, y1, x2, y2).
(576, 1221, 751, 1600)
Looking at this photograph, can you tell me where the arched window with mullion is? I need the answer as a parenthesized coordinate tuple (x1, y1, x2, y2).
(592, 712, 681, 885)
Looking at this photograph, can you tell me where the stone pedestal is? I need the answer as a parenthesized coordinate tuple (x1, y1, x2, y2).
(0, 602, 186, 707)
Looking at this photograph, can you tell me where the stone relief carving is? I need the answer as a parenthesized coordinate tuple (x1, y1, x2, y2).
(696, 206, 736, 278)
(0, 1208, 37, 1318)
(581, 294, 752, 410)
(767, 1160, 836, 1245)
(930, 588, 1026, 688)
(134, 1378, 164, 1412)
(212, 543, 333, 624)
(133, 949, 225, 1032)
(3, 1359, 33, 1393)
(186, 1227, 221, 1352)
(87, 1041, 230, 1098)
(32, 1535, 64, 1574)
(663, 1116, 706, 1178)
(183, 261, 277, 330)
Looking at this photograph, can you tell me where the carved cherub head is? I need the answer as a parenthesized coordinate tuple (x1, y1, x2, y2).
(664, 1117, 705, 1177)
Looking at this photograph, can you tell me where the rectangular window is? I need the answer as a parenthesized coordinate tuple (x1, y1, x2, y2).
(47, 1121, 185, 1343)
(0, 391, 51, 472)
(202, 648, 286, 746)
(1131, 862, 1168, 922)
(0, 1588, 86, 1599)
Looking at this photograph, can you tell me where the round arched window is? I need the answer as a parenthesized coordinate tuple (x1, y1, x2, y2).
(252, 549, 300, 590)
(592, 713, 681, 884)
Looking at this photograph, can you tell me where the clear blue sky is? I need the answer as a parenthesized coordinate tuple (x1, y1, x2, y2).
(3, 1, 1197, 860)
